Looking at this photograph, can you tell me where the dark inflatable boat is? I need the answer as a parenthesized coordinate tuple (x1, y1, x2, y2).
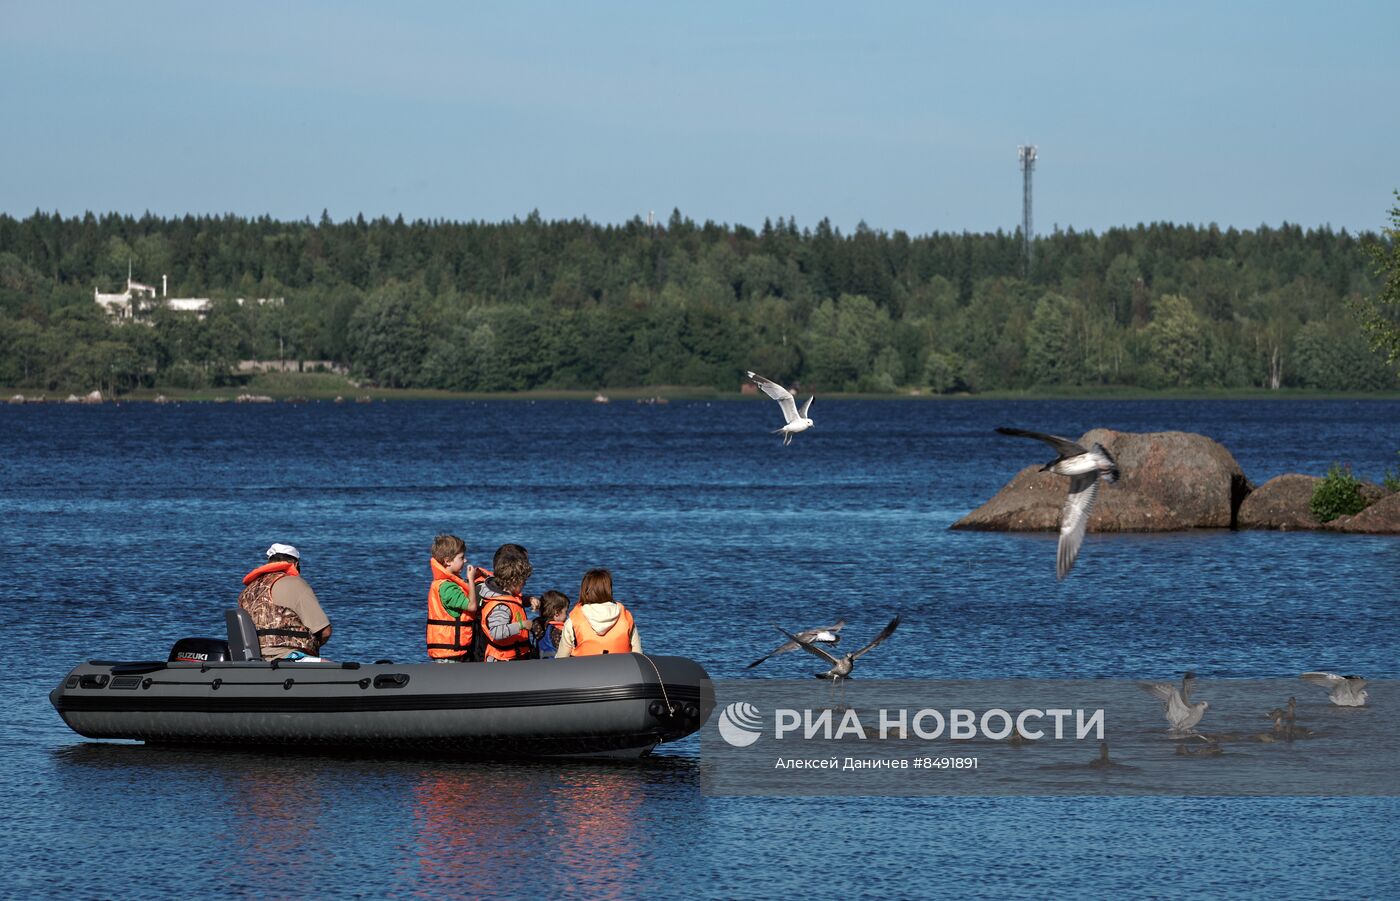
(50, 610, 713, 758)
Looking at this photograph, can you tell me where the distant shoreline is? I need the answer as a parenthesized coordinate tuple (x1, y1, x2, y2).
(5, 378, 1400, 404)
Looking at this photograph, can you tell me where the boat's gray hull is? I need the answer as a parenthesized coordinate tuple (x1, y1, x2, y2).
(51, 654, 712, 758)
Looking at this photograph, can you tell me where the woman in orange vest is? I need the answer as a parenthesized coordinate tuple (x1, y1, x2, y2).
(479, 543, 535, 662)
(556, 568, 642, 657)
(426, 534, 479, 662)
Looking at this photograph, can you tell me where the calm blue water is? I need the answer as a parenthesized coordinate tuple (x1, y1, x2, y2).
(2, 399, 1397, 899)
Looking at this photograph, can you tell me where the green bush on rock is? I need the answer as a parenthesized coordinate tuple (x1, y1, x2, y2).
(1310, 464, 1369, 522)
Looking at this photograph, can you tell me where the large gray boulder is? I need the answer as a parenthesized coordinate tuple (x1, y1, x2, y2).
(1238, 474, 1388, 530)
(1237, 474, 1323, 530)
(953, 429, 1250, 532)
(1325, 492, 1400, 534)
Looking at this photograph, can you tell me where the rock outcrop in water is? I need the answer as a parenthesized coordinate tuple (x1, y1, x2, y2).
(1325, 492, 1400, 534)
(953, 429, 1251, 532)
(1237, 474, 1388, 530)
(957, 429, 1399, 535)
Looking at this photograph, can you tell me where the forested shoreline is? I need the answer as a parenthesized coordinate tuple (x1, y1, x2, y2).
(0, 210, 1394, 395)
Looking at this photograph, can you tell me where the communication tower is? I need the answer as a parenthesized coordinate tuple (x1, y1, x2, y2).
(1018, 144, 1037, 272)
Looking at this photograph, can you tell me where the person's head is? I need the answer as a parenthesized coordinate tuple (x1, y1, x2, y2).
(492, 543, 533, 594)
(265, 543, 301, 569)
(431, 534, 467, 574)
(578, 568, 614, 606)
(539, 590, 569, 621)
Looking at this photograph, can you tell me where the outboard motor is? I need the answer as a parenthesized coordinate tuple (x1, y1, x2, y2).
(168, 637, 231, 663)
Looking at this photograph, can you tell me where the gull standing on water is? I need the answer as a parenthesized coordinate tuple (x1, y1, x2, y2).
(1138, 671, 1210, 738)
(1300, 672, 1369, 707)
(777, 615, 900, 680)
(746, 371, 813, 445)
(995, 427, 1120, 579)
(746, 620, 845, 669)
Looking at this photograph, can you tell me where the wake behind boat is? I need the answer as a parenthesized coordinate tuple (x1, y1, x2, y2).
(50, 610, 712, 759)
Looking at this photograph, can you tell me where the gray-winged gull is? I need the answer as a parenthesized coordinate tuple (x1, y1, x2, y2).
(995, 427, 1120, 579)
(746, 620, 845, 669)
(1138, 671, 1209, 737)
(777, 615, 900, 680)
(1300, 672, 1368, 707)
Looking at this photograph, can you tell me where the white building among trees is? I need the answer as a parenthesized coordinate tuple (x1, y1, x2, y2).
(95, 269, 212, 320)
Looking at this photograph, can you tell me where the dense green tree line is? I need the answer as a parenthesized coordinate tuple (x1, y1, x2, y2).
(0, 208, 1393, 394)
(1353, 193, 1400, 368)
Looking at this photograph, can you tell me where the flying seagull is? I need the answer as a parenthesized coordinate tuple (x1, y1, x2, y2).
(995, 427, 1120, 579)
(1138, 671, 1209, 737)
(1300, 672, 1369, 707)
(746, 371, 813, 445)
(777, 615, 900, 680)
(746, 620, 845, 669)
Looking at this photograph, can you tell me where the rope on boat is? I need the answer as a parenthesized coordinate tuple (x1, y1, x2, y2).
(637, 653, 673, 714)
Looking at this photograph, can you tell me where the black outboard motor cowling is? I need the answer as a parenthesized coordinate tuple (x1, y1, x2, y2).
(169, 637, 231, 663)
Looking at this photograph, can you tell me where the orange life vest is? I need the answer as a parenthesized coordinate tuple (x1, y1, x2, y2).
(567, 603, 635, 656)
(238, 561, 317, 654)
(481, 593, 532, 662)
(426, 557, 477, 659)
(243, 560, 298, 585)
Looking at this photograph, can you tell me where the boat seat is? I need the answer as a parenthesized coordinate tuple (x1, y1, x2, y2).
(226, 608, 263, 662)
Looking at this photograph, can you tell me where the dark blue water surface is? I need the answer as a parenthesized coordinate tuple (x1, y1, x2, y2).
(2, 399, 1397, 899)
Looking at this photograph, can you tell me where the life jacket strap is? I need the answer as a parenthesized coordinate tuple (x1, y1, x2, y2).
(257, 627, 314, 640)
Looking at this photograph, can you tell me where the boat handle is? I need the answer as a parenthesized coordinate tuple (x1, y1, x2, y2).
(373, 673, 410, 689)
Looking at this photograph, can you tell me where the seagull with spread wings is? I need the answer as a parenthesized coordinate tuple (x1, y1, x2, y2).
(746, 620, 845, 669)
(1300, 672, 1369, 707)
(746, 370, 813, 445)
(1138, 671, 1210, 738)
(996, 427, 1120, 579)
(776, 615, 900, 680)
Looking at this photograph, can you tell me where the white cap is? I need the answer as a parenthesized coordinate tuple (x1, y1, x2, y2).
(265, 543, 301, 560)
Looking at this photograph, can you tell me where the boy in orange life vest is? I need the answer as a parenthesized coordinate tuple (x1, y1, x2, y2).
(478, 543, 535, 662)
(426, 534, 480, 663)
(238, 543, 332, 660)
(556, 568, 642, 657)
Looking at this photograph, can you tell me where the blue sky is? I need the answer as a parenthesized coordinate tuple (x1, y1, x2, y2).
(1, 0, 1395, 234)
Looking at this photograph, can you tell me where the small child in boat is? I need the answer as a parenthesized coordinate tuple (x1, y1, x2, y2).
(532, 591, 569, 659)
(426, 534, 480, 663)
(478, 543, 535, 661)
